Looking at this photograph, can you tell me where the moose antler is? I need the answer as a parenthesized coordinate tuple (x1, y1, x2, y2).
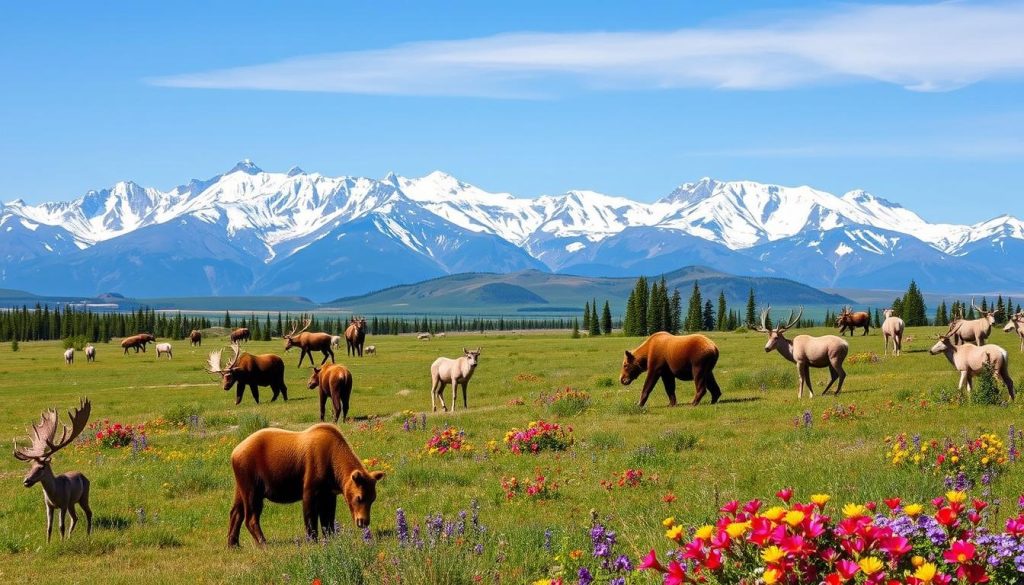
(749, 307, 772, 332)
(13, 398, 91, 461)
(286, 317, 312, 338)
(938, 320, 963, 340)
(206, 344, 241, 374)
(779, 307, 804, 331)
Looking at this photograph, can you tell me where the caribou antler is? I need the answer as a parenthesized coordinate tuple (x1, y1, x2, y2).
(286, 317, 312, 338)
(779, 307, 804, 331)
(13, 398, 91, 461)
(749, 306, 771, 333)
(939, 320, 963, 339)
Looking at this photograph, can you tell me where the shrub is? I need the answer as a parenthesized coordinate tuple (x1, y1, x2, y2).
(970, 361, 1003, 405)
(62, 335, 88, 350)
(538, 387, 591, 417)
(90, 420, 146, 449)
(659, 430, 699, 452)
(236, 413, 268, 440)
(10, 339, 18, 352)
(594, 376, 615, 388)
(164, 403, 204, 426)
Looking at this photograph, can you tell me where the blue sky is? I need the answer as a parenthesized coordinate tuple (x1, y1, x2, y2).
(2, 1, 1022, 223)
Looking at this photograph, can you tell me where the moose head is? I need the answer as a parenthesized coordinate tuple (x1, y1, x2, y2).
(283, 318, 312, 352)
(13, 398, 91, 487)
(752, 306, 803, 352)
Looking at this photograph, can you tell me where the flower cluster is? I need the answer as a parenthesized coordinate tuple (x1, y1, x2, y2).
(424, 426, 472, 456)
(847, 351, 882, 365)
(537, 387, 591, 407)
(507, 397, 527, 406)
(500, 472, 559, 500)
(641, 488, 1024, 584)
(398, 410, 427, 432)
(504, 420, 573, 455)
(600, 468, 647, 491)
(886, 432, 1010, 487)
(361, 457, 393, 473)
(89, 420, 146, 449)
(821, 403, 862, 422)
(356, 418, 385, 433)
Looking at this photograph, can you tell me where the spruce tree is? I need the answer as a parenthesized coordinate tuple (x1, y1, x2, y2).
(636, 276, 650, 336)
(702, 300, 714, 331)
(223, 310, 232, 329)
(589, 299, 601, 336)
(716, 291, 727, 331)
(745, 288, 757, 327)
(670, 288, 682, 334)
(685, 281, 703, 332)
(571, 318, 580, 339)
(623, 288, 638, 336)
(601, 301, 613, 334)
(582, 301, 592, 332)
(873, 308, 881, 328)
(996, 295, 1006, 318)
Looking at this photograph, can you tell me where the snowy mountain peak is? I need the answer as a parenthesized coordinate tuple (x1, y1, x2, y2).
(229, 159, 262, 175)
(286, 166, 305, 177)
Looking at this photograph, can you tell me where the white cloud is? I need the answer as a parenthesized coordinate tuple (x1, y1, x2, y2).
(150, 2, 1024, 97)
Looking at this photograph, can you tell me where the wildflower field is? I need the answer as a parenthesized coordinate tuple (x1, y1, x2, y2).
(0, 326, 1022, 584)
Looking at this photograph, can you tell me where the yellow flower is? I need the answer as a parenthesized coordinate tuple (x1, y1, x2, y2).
(763, 568, 782, 585)
(761, 546, 786, 563)
(859, 556, 884, 575)
(842, 503, 867, 518)
(810, 494, 831, 507)
(662, 516, 676, 527)
(904, 503, 923, 517)
(533, 580, 553, 585)
(982, 456, 990, 465)
(694, 525, 715, 540)
(911, 555, 926, 567)
(784, 510, 805, 527)
(950, 455, 959, 463)
(665, 525, 685, 542)
(946, 490, 967, 504)
(725, 521, 751, 538)
(913, 562, 937, 583)
(761, 506, 786, 522)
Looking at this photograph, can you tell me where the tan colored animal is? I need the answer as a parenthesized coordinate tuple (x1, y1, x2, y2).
(155, 342, 173, 359)
(307, 364, 354, 423)
(330, 335, 342, 350)
(1004, 312, 1024, 351)
(930, 321, 1015, 399)
(952, 299, 999, 345)
(230, 328, 251, 343)
(619, 331, 722, 406)
(227, 424, 384, 546)
(121, 333, 155, 354)
(430, 348, 481, 411)
(345, 317, 367, 357)
(64, 348, 74, 364)
(13, 398, 94, 543)
(283, 318, 335, 367)
(365, 345, 376, 356)
(207, 344, 288, 405)
(189, 329, 202, 347)
(755, 307, 849, 398)
(436, 332, 446, 338)
(836, 306, 870, 336)
(417, 332, 432, 341)
(881, 308, 906, 356)
(85, 345, 96, 362)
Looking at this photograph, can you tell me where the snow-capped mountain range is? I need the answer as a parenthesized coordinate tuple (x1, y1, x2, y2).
(2, 160, 1021, 299)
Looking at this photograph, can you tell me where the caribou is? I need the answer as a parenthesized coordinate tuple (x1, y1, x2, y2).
(836, 306, 871, 336)
(85, 345, 96, 362)
(952, 299, 999, 345)
(64, 348, 74, 365)
(121, 333, 155, 354)
(283, 318, 335, 367)
(345, 317, 367, 357)
(1004, 311, 1024, 352)
(207, 344, 288, 405)
(12, 398, 94, 543)
(754, 307, 849, 398)
(881, 308, 906, 356)
(189, 329, 202, 347)
(155, 342, 173, 360)
(929, 321, 1015, 399)
(429, 348, 481, 412)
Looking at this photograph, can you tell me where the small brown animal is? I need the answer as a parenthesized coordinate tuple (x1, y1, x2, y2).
(120, 333, 155, 354)
(227, 424, 384, 546)
(619, 331, 721, 406)
(836, 306, 870, 336)
(230, 328, 251, 344)
(345, 317, 367, 357)
(283, 318, 335, 366)
(13, 398, 93, 543)
(307, 364, 354, 423)
(189, 329, 202, 347)
(206, 344, 288, 405)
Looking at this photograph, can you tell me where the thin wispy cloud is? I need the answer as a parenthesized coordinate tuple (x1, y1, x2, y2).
(150, 2, 1024, 97)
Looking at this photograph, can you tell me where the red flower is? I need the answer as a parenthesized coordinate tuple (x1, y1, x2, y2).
(835, 559, 859, 580)
(883, 498, 901, 511)
(638, 549, 667, 573)
(665, 560, 687, 585)
(942, 540, 976, 564)
(971, 499, 988, 512)
(776, 487, 794, 503)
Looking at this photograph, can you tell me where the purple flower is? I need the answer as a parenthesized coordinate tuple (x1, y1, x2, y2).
(473, 543, 484, 555)
(612, 554, 633, 572)
(362, 526, 372, 542)
(543, 528, 552, 552)
(396, 508, 409, 544)
(577, 567, 593, 585)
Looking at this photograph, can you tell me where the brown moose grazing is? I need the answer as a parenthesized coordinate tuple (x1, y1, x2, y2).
(120, 333, 155, 354)
(189, 329, 202, 347)
(283, 318, 335, 367)
(619, 331, 722, 406)
(230, 327, 251, 344)
(227, 423, 384, 546)
(13, 398, 94, 543)
(755, 307, 850, 398)
(345, 317, 367, 357)
(307, 364, 354, 423)
(836, 306, 870, 336)
(206, 344, 288, 405)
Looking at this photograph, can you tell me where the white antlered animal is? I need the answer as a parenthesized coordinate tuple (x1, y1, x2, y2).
(330, 335, 342, 350)
(753, 307, 849, 398)
(1004, 312, 1024, 352)
(155, 343, 173, 360)
(365, 345, 376, 356)
(881, 308, 905, 356)
(952, 299, 999, 345)
(429, 348, 481, 411)
(85, 345, 95, 362)
(417, 333, 432, 341)
(930, 321, 1015, 399)
(64, 348, 74, 365)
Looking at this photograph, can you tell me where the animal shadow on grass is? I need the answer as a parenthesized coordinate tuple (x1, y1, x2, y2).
(715, 396, 762, 404)
(94, 514, 132, 531)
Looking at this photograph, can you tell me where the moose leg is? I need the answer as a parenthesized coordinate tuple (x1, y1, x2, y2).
(67, 505, 78, 537)
(227, 489, 245, 547)
(245, 495, 267, 546)
(302, 492, 318, 541)
(340, 384, 351, 422)
(799, 363, 814, 398)
(318, 495, 337, 537)
(45, 504, 55, 543)
(1000, 364, 1016, 400)
(461, 381, 468, 409)
(637, 372, 661, 407)
(319, 389, 328, 422)
(957, 370, 969, 391)
(436, 382, 448, 412)
(450, 378, 458, 412)
(250, 384, 261, 404)
(332, 388, 344, 423)
(822, 366, 839, 395)
(705, 371, 722, 404)
(319, 348, 333, 366)
(58, 508, 67, 540)
(430, 377, 437, 412)
(80, 485, 92, 535)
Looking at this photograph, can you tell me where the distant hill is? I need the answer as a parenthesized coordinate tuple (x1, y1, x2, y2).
(326, 266, 853, 315)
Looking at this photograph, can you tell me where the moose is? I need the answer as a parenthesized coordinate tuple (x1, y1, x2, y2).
(189, 329, 203, 347)
(754, 307, 849, 398)
(206, 344, 288, 405)
(620, 331, 722, 406)
(365, 345, 377, 356)
(121, 333, 155, 354)
(429, 348, 481, 412)
(929, 321, 1015, 399)
(1004, 311, 1024, 352)
(345, 317, 367, 357)
(330, 335, 342, 350)
(85, 345, 96, 362)
(307, 364, 354, 423)
(13, 398, 94, 543)
(64, 348, 74, 365)
(283, 318, 335, 367)
(951, 299, 999, 345)
(155, 342, 173, 360)
(881, 308, 906, 356)
(227, 423, 384, 546)
(836, 306, 871, 336)
(230, 328, 251, 344)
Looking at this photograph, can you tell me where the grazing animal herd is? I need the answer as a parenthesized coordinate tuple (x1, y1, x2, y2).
(18, 301, 1023, 548)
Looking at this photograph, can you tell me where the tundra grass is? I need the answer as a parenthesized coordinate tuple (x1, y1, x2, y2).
(0, 328, 1022, 584)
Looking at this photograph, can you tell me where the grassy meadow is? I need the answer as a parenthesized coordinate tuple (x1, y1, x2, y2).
(0, 327, 1022, 584)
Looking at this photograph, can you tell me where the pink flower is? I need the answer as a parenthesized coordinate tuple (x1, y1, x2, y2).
(637, 549, 666, 573)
